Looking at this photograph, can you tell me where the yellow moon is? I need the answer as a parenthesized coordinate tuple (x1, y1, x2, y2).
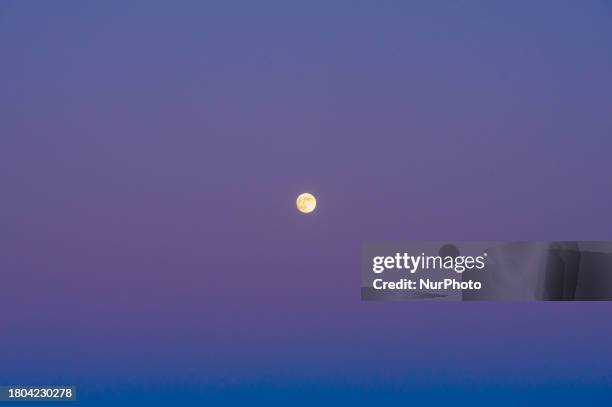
(296, 193, 317, 214)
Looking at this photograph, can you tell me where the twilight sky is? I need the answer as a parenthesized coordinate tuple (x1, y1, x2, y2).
(1, 1, 612, 405)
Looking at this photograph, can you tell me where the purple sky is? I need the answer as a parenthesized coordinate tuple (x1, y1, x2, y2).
(1, 1, 612, 403)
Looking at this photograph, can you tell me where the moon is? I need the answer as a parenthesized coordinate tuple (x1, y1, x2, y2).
(296, 193, 317, 214)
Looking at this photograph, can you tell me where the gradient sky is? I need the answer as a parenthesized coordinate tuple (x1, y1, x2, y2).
(1, 1, 612, 405)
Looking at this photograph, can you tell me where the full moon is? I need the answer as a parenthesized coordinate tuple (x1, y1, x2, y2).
(296, 193, 317, 214)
